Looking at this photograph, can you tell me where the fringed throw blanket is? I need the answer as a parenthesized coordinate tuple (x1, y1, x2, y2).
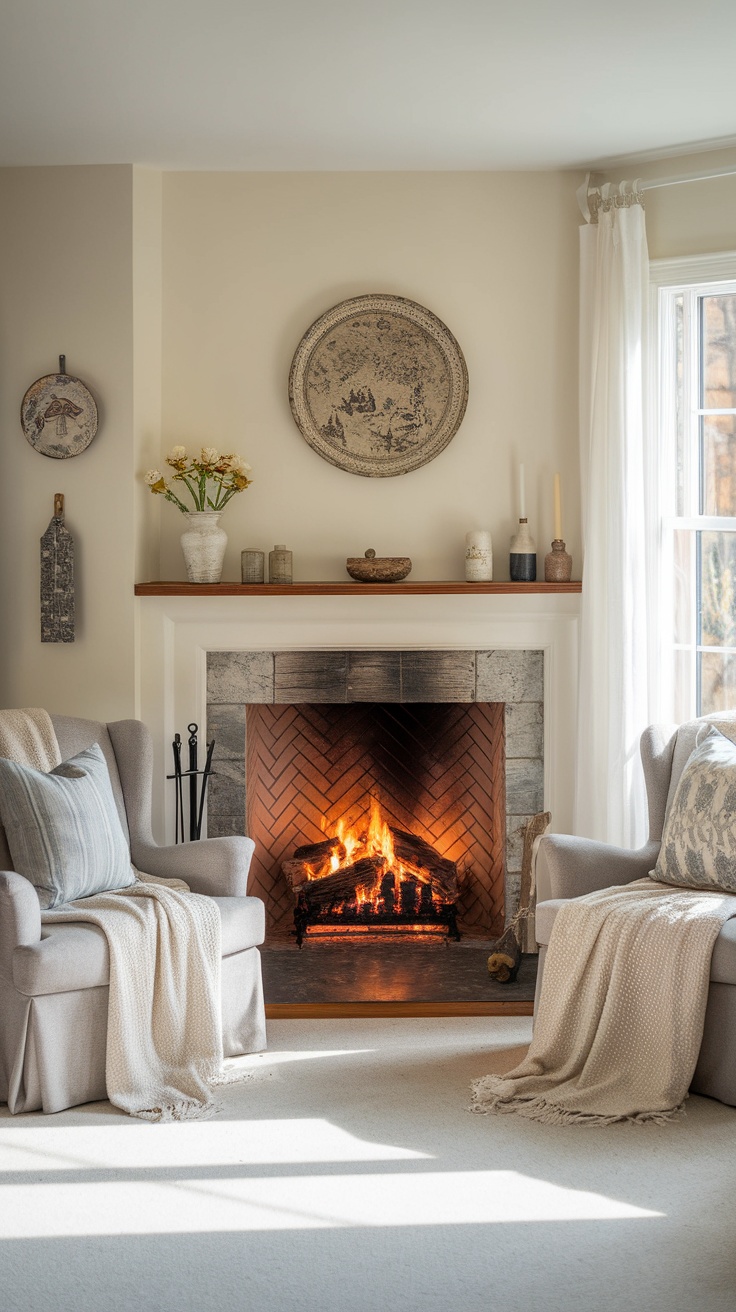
(471, 878, 736, 1126)
(42, 873, 227, 1122)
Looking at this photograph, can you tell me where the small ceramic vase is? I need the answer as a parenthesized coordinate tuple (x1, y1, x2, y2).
(269, 544, 293, 584)
(465, 530, 493, 582)
(509, 519, 537, 582)
(180, 511, 227, 584)
(241, 549, 265, 583)
(544, 539, 572, 582)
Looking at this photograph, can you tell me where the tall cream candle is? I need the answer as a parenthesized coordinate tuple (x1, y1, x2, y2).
(553, 472, 562, 540)
(519, 463, 526, 519)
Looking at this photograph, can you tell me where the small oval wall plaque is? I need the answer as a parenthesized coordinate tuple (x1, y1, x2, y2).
(21, 364, 98, 459)
(288, 294, 469, 478)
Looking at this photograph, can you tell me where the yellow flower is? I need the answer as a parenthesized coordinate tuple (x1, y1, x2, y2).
(166, 445, 188, 469)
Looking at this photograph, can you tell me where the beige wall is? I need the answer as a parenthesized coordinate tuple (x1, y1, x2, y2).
(159, 172, 582, 582)
(3, 159, 734, 721)
(0, 166, 139, 719)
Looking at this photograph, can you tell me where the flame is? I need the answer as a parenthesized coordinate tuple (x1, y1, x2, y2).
(310, 797, 448, 919)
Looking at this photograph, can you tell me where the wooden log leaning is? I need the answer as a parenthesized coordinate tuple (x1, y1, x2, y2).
(389, 827, 459, 901)
(297, 856, 386, 910)
(519, 810, 551, 953)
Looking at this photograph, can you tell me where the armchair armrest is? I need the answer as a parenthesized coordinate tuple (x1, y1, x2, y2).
(535, 835, 660, 903)
(131, 836, 256, 898)
(0, 872, 42, 982)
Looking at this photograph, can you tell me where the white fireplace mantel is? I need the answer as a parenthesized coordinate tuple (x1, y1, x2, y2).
(136, 590, 581, 844)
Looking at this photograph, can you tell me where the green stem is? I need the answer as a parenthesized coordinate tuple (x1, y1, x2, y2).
(164, 489, 190, 514)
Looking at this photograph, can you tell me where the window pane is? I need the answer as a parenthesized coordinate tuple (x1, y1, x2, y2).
(699, 531, 736, 648)
(700, 651, 736, 714)
(701, 294, 736, 409)
(702, 414, 736, 515)
(673, 529, 693, 645)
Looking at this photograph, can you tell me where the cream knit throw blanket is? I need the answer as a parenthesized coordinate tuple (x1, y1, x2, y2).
(1, 710, 229, 1122)
(42, 875, 226, 1121)
(471, 878, 736, 1126)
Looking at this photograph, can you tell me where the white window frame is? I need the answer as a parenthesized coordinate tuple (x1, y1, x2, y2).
(650, 251, 736, 722)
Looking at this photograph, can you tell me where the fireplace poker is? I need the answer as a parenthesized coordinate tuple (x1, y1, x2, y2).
(194, 736, 216, 840)
(188, 723, 199, 842)
(172, 733, 183, 844)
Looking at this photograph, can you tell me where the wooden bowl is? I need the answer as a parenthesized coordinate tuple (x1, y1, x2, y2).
(346, 549, 412, 583)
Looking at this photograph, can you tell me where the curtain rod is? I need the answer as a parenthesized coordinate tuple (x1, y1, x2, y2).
(637, 164, 736, 191)
(600, 164, 734, 191)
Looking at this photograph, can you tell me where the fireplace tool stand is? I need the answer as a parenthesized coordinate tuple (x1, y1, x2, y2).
(167, 722, 216, 843)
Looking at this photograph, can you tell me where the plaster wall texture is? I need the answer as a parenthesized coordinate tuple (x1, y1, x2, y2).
(0, 165, 138, 718)
(158, 171, 582, 583)
(1, 157, 734, 726)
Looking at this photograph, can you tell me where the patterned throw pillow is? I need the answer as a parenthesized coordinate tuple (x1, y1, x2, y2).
(652, 728, 736, 893)
(0, 742, 135, 908)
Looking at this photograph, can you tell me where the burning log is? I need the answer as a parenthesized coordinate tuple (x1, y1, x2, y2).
(389, 827, 459, 901)
(282, 836, 346, 888)
(297, 856, 386, 911)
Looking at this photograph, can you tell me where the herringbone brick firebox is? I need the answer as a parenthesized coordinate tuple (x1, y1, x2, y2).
(206, 649, 544, 939)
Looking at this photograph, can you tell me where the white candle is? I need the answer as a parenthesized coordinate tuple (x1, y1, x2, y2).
(519, 463, 526, 519)
(553, 472, 562, 540)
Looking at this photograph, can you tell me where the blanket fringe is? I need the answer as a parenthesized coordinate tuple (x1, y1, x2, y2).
(469, 1078, 686, 1128)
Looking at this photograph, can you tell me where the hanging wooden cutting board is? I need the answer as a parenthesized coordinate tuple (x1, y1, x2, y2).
(40, 493, 75, 643)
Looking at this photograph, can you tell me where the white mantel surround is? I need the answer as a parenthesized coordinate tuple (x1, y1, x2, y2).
(136, 591, 581, 845)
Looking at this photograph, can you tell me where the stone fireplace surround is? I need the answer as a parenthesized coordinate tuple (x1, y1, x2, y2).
(135, 591, 580, 912)
(206, 648, 543, 928)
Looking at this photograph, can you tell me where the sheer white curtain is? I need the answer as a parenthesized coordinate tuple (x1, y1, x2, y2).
(575, 181, 651, 847)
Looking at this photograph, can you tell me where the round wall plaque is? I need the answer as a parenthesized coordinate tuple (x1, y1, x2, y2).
(288, 294, 469, 478)
(21, 367, 98, 459)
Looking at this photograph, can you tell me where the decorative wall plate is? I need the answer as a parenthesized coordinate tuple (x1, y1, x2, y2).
(288, 294, 469, 478)
(21, 364, 98, 459)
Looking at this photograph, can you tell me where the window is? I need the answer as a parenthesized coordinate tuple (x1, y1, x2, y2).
(656, 260, 736, 721)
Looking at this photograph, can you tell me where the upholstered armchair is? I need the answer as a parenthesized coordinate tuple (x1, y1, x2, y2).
(0, 716, 266, 1115)
(534, 714, 736, 1107)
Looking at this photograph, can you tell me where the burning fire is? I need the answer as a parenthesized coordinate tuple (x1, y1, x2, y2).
(311, 797, 443, 912)
(284, 796, 461, 941)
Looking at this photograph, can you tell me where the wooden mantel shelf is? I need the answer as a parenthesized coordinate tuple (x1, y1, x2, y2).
(135, 580, 582, 597)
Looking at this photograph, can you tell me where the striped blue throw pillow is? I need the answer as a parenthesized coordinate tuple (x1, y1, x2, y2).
(0, 742, 135, 908)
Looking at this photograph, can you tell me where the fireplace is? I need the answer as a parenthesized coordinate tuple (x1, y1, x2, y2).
(205, 648, 544, 941)
(246, 700, 505, 940)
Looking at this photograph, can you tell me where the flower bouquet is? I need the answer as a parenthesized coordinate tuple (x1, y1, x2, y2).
(144, 445, 252, 512)
(143, 446, 253, 584)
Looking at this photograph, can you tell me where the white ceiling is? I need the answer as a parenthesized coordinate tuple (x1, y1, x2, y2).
(3, 0, 736, 171)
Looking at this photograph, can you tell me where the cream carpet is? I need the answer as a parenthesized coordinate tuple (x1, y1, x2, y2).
(1, 1016, 735, 1312)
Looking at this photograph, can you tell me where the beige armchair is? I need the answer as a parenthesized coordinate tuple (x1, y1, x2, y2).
(534, 714, 736, 1107)
(0, 716, 266, 1115)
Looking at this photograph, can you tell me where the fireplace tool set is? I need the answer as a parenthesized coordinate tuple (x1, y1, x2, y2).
(168, 722, 216, 842)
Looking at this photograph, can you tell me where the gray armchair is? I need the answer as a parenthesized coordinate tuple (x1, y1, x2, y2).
(535, 714, 736, 1107)
(0, 716, 266, 1115)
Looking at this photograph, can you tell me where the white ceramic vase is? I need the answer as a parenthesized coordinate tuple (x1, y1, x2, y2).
(180, 511, 227, 583)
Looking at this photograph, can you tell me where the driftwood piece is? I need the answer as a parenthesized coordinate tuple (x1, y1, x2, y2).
(389, 827, 459, 900)
(283, 836, 347, 887)
(519, 810, 551, 952)
(298, 856, 386, 910)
